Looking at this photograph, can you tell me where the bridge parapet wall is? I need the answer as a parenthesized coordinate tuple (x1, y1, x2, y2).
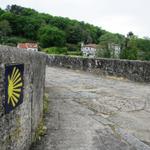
(47, 55, 150, 82)
(0, 45, 46, 150)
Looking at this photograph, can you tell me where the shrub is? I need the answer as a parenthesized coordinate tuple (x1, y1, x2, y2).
(67, 51, 82, 56)
(43, 47, 68, 55)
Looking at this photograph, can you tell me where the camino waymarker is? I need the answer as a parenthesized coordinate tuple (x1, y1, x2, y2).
(4, 64, 24, 113)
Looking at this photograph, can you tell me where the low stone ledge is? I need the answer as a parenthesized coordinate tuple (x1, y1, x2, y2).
(47, 55, 150, 82)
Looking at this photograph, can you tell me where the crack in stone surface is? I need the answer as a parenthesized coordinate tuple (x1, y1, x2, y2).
(31, 67, 150, 150)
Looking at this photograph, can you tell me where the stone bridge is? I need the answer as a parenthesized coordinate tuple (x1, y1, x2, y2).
(32, 67, 150, 150)
(0, 46, 150, 150)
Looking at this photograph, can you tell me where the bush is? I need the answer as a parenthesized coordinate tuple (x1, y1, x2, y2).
(43, 47, 68, 55)
(43, 47, 82, 56)
(66, 43, 80, 51)
(0, 36, 28, 46)
(38, 25, 66, 48)
(67, 51, 82, 56)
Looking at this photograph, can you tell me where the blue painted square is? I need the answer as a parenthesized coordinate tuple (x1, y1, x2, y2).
(4, 64, 24, 113)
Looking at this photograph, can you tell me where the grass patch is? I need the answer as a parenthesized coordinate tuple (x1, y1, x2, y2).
(43, 93, 49, 114)
(67, 51, 82, 56)
(32, 93, 49, 143)
(33, 118, 47, 142)
(43, 47, 68, 55)
(42, 46, 83, 56)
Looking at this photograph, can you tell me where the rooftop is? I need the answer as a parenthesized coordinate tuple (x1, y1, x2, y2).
(17, 43, 38, 49)
(83, 44, 97, 48)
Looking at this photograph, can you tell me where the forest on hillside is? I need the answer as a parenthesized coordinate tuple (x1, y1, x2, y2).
(0, 5, 150, 60)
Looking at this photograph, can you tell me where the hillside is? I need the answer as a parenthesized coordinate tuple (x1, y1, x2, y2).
(0, 5, 150, 60)
(0, 5, 107, 46)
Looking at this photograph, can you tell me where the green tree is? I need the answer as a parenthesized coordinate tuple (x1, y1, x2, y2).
(98, 32, 125, 45)
(38, 25, 66, 48)
(120, 33, 138, 60)
(0, 8, 5, 16)
(0, 20, 12, 36)
(22, 17, 42, 40)
(0, 20, 12, 43)
(0, 12, 19, 36)
(6, 5, 38, 16)
(136, 38, 150, 60)
(0, 5, 106, 47)
(97, 32, 125, 58)
(96, 44, 111, 58)
(66, 25, 85, 44)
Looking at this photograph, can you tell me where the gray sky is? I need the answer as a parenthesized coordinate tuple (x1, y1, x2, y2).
(0, 0, 150, 38)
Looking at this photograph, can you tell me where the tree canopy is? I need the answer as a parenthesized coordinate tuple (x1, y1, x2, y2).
(38, 25, 66, 48)
(0, 5, 150, 60)
(0, 5, 105, 46)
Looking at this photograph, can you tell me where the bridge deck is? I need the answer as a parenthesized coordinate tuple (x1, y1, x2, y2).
(32, 67, 150, 150)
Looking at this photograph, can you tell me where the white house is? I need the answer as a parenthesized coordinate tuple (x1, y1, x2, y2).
(81, 43, 97, 57)
(17, 43, 38, 52)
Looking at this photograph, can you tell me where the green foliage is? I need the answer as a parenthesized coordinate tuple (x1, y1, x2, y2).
(120, 48, 138, 60)
(0, 8, 5, 16)
(38, 25, 66, 48)
(43, 47, 82, 56)
(66, 25, 83, 44)
(120, 34, 138, 60)
(97, 33, 125, 58)
(0, 20, 12, 44)
(136, 38, 150, 60)
(0, 5, 149, 60)
(99, 32, 125, 45)
(6, 5, 38, 16)
(43, 47, 68, 55)
(0, 5, 105, 47)
(66, 43, 80, 51)
(96, 46, 111, 58)
(21, 17, 41, 40)
(67, 51, 82, 56)
(0, 20, 12, 36)
(43, 94, 49, 114)
(4, 36, 28, 45)
(33, 118, 47, 142)
(33, 93, 48, 143)
(66, 24, 98, 44)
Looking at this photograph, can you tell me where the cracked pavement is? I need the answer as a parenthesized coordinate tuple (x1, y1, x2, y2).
(31, 67, 150, 150)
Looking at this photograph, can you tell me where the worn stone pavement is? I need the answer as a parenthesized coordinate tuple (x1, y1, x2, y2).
(31, 67, 150, 150)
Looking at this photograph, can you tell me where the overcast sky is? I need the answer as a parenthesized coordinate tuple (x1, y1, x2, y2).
(0, 0, 150, 38)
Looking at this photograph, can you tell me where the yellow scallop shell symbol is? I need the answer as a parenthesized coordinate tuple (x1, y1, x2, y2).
(8, 67, 23, 107)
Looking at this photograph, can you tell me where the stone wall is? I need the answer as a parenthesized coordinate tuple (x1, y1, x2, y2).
(47, 55, 150, 82)
(0, 46, 46, 150)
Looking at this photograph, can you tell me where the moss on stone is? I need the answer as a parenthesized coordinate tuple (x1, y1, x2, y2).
(43, 93, 49, 114)
(33, 93, 49, 143)
(33, 118, 47, 142)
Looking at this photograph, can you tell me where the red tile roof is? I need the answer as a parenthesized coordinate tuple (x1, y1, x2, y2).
(17, 43, 38, 49)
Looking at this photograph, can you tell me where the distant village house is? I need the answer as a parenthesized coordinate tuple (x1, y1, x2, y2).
(81, 42, 121, 58)
(81, 43, 97, 57)
(17, 43, 38, 52)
